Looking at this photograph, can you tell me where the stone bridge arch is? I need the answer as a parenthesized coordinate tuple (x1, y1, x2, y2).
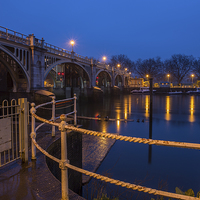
(0, 44, 30, 92)
(95, 69, 112, 87)
(114, 74, 123, 87)
(44, 60, 91, 88)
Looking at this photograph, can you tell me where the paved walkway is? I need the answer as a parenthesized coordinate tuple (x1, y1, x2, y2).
(0, 123, 116, 200)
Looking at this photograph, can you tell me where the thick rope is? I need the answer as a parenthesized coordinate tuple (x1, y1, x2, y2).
(31, 137, 198, 200)
(31, 111, 200, 150)
(32, 138, 60, 163)
(65, 125, 200, 150)
(65, 162, 199, 200)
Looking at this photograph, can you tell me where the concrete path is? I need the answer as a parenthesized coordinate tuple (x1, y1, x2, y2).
(0, 123, 116, 200)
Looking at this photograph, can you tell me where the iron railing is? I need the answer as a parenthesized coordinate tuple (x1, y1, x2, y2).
(30, 95, 200, 200)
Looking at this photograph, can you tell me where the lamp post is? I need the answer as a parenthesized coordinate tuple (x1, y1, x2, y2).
(191, 74, 194, 84)
(117, 64, 120, 68)
(103, 56, 106, 63)
(167, 74, 170, 82)
(70, 40, 75, 52)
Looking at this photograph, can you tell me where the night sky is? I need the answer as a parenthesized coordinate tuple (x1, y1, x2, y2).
(1, 0, 200, 62)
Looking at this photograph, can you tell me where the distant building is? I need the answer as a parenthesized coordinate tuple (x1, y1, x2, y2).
(128, 77, 144, 87)
(159, 81, 170, 87)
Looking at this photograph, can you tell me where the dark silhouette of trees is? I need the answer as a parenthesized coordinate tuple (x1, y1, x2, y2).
(134, 57, 163, 81)
(164, 54, 195, 85)
(193, 58, 200, 79)
(109, 54, 134, 71)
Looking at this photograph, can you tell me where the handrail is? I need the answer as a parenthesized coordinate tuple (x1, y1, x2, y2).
(30, 96, 200, 200)
(30, 112, 199, 199)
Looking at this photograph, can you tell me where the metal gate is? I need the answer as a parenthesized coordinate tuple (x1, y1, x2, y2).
(0, 98, 28, 167)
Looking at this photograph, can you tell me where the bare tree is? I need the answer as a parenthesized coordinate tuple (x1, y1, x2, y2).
(134, 57, 163, 81)
(164, 54, 195, 85)
(109, 54, 134, 71)
(193, 58, 200, 79)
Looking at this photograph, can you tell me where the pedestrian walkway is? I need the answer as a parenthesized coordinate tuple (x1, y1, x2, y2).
(0, 122, 116, 200)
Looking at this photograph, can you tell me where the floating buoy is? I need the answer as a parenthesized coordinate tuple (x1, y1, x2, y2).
(137, 119, 140, 122)
(142, 119, 144, 122)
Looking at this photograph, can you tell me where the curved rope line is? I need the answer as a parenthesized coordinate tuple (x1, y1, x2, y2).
(30, 111, 200, 150)
(31, 137, 198, 200)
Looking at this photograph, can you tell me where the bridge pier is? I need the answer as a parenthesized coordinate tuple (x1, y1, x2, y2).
(30, 34, 46, 90)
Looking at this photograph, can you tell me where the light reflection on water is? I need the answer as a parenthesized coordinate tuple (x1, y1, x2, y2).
(80, 94, 200, 199)
(165, 96, 171, 121)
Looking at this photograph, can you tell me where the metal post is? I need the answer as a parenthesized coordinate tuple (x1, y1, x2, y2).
(59, 114, 69, 200)
(18, 98, 28, 163)
(74, 93, 77, 126)
(30, 103, 36, 160)
(52, 96, 56, 137)
(148, 78, 153, 164)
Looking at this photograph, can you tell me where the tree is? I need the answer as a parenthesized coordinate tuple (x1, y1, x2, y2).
(109, 54, 134, 71)
(193, 58, 200, 79)
(164, 54, 195, 85)
(134, 57, 163, 81)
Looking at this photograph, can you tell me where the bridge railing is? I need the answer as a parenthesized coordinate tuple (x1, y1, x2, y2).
(0, 26, 131, 76)
(30, 96, 200, 200)
(0, 26, 30, 45)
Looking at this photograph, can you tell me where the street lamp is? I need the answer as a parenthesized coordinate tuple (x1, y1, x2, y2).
(125, 68, 127, 71)
(70, 40, 75, 52)
(167, 74, 170, 82)
(191, 74, 194, 84)
(117, 64, 120, 68)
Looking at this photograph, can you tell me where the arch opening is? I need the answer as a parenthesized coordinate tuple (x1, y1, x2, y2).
(44, 63, 90, 89)
(0, 49, 29, 92)
(96, 71, 111, 88)
(115, 75, 122, 87)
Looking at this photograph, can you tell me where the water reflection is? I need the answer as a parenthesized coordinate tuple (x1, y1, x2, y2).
(124, 97, 128, 120)
(129, 95, 131, 114)
(145, 95, 149, 118)
(116, 108, 121, 132)
(189, 96, 195, 122)
(165, 96, 171, 121)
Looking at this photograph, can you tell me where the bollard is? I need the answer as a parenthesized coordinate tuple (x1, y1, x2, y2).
(51, 96, 56, 137)
(59, 114, 69, 200)
(18, 98, 28, 163)
(74, 93, 77, 126)
(30, 103, 36, 160)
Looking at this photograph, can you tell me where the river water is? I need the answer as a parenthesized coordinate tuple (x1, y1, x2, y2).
(77, 94, 200, 199)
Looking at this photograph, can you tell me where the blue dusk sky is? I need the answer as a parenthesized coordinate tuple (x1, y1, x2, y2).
(1, 0, 200, 62)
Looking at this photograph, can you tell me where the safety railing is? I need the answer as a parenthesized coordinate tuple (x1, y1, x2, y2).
(0, 26, 30, 45)
(0, 98, 29, 167)
(30, 95, 200, 200)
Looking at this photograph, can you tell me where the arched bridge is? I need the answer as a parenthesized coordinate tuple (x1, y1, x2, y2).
(0, 26, 130, 92)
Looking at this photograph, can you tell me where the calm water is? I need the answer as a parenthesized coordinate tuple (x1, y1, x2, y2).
(78, 94, 200, 199)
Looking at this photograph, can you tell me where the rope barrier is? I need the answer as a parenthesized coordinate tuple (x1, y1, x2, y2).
(65, 125, 200, 150)
(31, 111, 200, 150)
(65, 162, 199, 200)
(31, 137, 199, 200)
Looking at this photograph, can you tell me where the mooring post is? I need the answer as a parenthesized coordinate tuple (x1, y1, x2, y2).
(74, 93, 77, 126)
(59, 114, 69, 200)
(51, 96, 56, 137)
(18, 98, 28, 163)
(30, 103, 36, 160)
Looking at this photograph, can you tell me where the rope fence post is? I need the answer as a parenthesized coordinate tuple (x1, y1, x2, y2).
(59, 114, 69, 200)
(52, 96, 56, 137)
(30, 103, 36, 160)
(74, 93, 77, 126)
